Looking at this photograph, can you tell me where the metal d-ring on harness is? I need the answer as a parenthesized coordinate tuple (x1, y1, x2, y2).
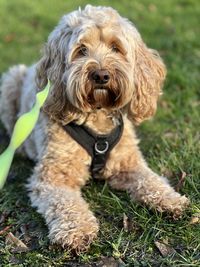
(63, 115, 124, 178)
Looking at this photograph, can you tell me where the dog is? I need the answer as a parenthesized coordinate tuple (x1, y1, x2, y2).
(0, 5, 189, 251)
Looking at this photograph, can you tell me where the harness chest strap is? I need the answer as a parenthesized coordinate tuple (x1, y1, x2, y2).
(62, 116, 124, 178)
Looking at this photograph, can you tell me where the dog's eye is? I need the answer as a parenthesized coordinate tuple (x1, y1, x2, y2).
(111, 44, 120, 53)
(78, 45, 88, 56)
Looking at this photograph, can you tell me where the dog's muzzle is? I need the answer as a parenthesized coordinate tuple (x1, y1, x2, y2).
(90, 69, 110, 85)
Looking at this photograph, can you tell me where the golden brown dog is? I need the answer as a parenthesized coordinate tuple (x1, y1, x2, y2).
(0, 5, 189, 251)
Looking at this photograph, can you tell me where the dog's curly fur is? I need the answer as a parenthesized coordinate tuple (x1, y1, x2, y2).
(0, 5, 189, 251)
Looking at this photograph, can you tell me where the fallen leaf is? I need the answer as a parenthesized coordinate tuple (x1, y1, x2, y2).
(148, 4, 157, 12)
(175, 171, 187, 192)
(5, 232, 29, 253)
(123, 213, 129, 232)
(155, 240, 176, 257)
(122, 213, 139, 233)
(0, 225, 12, 235)
(4, 34, 15, 43)
(189, 214, 200, 225)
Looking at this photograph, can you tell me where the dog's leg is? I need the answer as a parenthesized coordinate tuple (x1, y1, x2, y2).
(27, 125, 99, 251)
(106, 127, 189, 218)
(27, 163, 98, 251)
(108, 164, 189, 218)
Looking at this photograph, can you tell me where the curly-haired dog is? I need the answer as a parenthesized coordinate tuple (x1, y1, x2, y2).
(0, 5, 189, 251)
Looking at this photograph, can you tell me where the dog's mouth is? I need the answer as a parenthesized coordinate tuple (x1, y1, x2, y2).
(94, 85, 109, 92)
(87, 86, 118, 109)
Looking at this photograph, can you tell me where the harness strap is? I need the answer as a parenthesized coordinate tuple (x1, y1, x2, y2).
(63, 115, 124, 178)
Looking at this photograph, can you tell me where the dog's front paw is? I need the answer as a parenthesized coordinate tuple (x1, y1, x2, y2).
(158, 193, 190, 219)
(48, 211, 99, 252)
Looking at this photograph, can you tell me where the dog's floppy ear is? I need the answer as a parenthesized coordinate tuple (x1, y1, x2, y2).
(128, 39, 166, 124)
(36, 26, 69, 89)
(35, 18, 81, 123)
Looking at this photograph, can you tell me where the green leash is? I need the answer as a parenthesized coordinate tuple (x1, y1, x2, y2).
(0, 82, 50, 189)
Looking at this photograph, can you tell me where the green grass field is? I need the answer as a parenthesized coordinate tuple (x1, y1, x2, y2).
(0, 0, 200, 266)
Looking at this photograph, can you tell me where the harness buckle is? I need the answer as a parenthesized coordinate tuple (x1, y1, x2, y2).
(94, 141, 109, 154)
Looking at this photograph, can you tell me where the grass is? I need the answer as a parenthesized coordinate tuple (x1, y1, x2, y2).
(0, 0, 200, 266)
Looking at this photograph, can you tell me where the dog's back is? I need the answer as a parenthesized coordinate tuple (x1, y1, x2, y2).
(0, 64, 48, 160)
(0, 65, 27, 135)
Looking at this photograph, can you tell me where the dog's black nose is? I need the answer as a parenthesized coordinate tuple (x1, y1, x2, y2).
(91, 69, 110, 84)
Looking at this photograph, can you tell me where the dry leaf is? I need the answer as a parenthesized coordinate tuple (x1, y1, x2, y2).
(5, 232, 29, 253)
(148, 4, 157, 12)
(123, 213, 129, 232)
(0, 225, 12, 235)
(4, 34, 15, 43)
(155, 240, 176, 257)
(175, 171, 187, 192)
(122, 213, 139, 233)
(189, 214, 200, 225)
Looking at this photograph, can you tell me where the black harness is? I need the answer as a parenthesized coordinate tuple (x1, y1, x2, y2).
(63, 116, 124, 178)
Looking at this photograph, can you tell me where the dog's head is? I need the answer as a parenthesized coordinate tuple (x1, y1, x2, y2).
(36, 5, 166, 124)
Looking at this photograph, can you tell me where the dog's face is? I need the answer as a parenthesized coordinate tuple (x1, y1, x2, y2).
(37, 5, 166, 124)
(66, 22, 133, 112)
